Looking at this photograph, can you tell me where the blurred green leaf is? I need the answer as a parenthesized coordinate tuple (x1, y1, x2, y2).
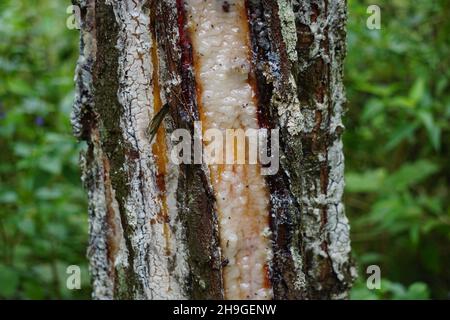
(405, 282, 430, 299)
(385, 160, 439, 191)
(409, 78, 425, 104)
(417, 111, 441, 150)
(0, 191, 18, 204)
(0, 265, 20, 298)
(346, 169, 386, 193)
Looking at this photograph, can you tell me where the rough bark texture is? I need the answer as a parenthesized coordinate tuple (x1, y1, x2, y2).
(73, 0, 356, 300)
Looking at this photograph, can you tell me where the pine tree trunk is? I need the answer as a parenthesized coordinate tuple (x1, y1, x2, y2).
(72, 0, 355, 300)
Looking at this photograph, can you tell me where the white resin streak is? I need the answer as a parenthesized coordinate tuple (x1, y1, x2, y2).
(186, 0, 273, 299)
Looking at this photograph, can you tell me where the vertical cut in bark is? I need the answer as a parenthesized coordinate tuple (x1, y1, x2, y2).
(185, 0, 272, 299)
(73, 0, 355, 300)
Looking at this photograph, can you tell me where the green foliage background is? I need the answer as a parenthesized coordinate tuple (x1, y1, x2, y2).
(0, 0, 448, 299)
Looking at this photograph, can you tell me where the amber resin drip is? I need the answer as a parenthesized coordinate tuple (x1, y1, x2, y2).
(150, 15, 171, 257)
(185, 0, 273, 299)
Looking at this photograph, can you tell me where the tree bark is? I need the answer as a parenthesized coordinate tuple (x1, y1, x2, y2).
(72, 0, 355, 300)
